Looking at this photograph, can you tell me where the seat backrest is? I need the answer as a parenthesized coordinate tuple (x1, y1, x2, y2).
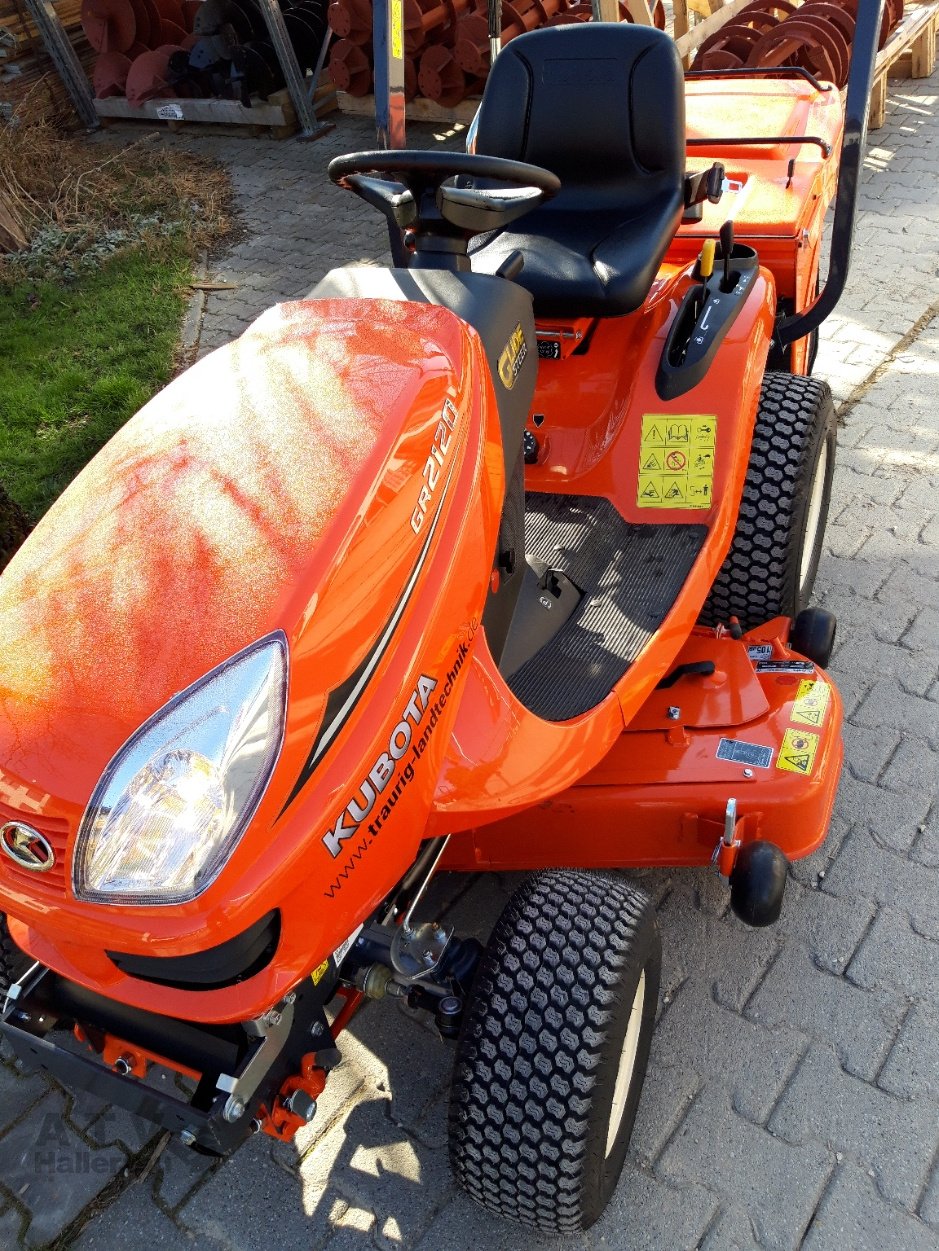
(474, 24, 685, 214)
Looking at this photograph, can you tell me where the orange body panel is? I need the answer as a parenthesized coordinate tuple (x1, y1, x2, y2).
(1, 298, 504, 1021)
(433, 264, 775, 827)
(442, 622, 844, 870)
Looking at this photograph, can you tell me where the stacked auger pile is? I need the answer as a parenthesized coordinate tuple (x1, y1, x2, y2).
(693, 0, 903, 86)
(83, 0, 326, 105)
(327, 0, 665, 106)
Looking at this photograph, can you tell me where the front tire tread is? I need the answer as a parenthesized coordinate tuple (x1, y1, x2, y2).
(449, 870, 659, 1232)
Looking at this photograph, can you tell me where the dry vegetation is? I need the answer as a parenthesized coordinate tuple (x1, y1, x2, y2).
(0, 98, 232, 281)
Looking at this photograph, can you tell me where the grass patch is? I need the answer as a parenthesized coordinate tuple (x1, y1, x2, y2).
(0, 243, 193, 521)
(0, 118, 232, 548)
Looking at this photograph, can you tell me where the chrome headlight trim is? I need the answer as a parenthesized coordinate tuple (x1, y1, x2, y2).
(72, 631, 288, 906)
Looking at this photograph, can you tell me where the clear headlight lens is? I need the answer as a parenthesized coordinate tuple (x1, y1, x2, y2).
(73, 633, 288, 905)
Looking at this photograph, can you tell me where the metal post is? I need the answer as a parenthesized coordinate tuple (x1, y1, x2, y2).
(254, 0, 330, 139)
(374, 0, 405, 149)
(309, 27, 333, 105)
(488, 0, 502, 66)
(20, 0, 98, 130)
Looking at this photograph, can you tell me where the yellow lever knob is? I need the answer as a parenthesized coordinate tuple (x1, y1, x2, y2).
(699, 238, 716, 280)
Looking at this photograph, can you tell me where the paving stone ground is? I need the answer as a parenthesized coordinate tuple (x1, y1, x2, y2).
(2, 73, 938, 1251)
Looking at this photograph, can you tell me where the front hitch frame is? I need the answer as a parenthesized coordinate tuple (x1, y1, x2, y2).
(0, 963, 341, 1154)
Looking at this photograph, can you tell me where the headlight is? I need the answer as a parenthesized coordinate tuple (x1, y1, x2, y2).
(73, 633, 288, 905)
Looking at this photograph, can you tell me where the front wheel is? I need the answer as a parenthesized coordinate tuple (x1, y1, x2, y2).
(700, 372, 836, 631)
(449, 871, 660, 1232)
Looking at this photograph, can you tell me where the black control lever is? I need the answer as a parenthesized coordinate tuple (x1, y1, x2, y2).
(682, 163, 725, 222)
(656, 240, 760, 400)
(495, 249, 525, 281)
(719, 220, 735, 292)
(656, 660, 716, 690)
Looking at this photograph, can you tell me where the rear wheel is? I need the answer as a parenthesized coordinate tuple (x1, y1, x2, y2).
(700, 372, 836, 630)
(449, 871, 660, 1232)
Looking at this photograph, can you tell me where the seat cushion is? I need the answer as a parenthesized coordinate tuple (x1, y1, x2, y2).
(471, 198, 683, 317)
(468, 25, 685, 318)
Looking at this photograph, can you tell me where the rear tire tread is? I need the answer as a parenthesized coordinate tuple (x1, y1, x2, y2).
(700, 371, 835, 630)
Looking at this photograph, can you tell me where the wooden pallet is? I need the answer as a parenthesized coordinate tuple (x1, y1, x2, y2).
(871, 0, 938, 126)
(94, 81, 336, 138)
(335, 90, 480, 125)
(672, 0, 757, 57)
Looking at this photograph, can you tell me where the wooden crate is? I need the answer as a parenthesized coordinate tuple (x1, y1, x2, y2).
(672, 0, 757, 56)
(94, 81, 336, 138)
(871, 0, 938, 126)
(335, 90, 480, 125)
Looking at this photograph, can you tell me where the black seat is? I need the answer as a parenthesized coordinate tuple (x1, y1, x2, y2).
(469, 24, 686, 318)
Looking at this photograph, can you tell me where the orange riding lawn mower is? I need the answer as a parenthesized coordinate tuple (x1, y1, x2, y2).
(0, 1, 881, 1232)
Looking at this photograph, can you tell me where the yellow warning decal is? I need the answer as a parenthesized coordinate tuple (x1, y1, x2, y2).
(391, 0, 404, 58)
(638, 414, 717, 509)
(790, 679, 831, 728)
(497, 322, 527, 390)
(311, 959, 330, 985)
(776, 727, 820, 776)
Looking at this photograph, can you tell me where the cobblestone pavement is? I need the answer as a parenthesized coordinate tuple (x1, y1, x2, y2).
(2, 74, 938, 1251)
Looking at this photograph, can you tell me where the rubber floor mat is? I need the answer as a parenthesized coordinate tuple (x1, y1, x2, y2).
(508, 494, 707, 722)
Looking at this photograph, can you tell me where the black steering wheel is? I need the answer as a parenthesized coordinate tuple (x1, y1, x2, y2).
(327, 150, 561, 240)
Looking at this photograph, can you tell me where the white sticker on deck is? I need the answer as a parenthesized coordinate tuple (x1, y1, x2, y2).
(717, 738, 773, 769)
(756, 660, 815, 674)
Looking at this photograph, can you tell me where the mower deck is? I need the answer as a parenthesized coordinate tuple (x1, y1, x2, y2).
(444, 619, 844, 872)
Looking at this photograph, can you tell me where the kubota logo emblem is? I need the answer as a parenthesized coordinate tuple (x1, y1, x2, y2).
(0, 822, 56, 873)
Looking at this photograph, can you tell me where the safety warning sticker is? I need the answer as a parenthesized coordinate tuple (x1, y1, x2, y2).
(332, 923, 364, 969)
(637, 414, 717, 509)
(790, 679, 831, 727)
(776, 728, 819, 776)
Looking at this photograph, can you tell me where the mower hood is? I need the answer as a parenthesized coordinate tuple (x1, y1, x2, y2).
(0, 297, 487, 825)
